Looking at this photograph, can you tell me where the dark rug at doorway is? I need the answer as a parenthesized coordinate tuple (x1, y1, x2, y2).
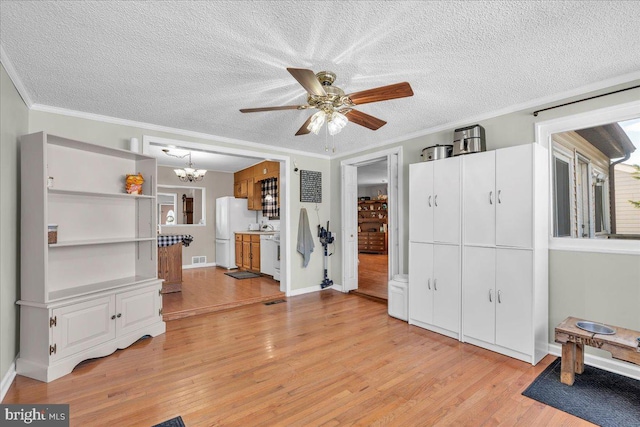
(522, 357, 640, 427)
(225, 271, 261, 279)
(152, 416, 185, 427)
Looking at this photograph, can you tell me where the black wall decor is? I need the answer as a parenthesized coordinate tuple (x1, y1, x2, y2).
(300, 170, 322, 203)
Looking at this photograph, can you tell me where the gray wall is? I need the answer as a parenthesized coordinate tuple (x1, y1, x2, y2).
(157, 166, 235, 266)
(1, 64, 29, 382)
(330, 81, 640, 349)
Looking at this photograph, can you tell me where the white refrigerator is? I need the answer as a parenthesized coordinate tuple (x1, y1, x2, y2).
(215, 196, 256, 269)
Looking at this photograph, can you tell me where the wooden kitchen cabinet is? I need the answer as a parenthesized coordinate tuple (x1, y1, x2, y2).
(234, 161, 280, 211)
(236, 233, 261, 272)
(158, 243, 182, 293)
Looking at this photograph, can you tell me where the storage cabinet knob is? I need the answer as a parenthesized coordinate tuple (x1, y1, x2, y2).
(434, 279, 438, 291)
(489, 191, 493, 205)
(489, 289, 493, 302)
(427, 278, 431, 290)
(117, 313, 122, 318)
(111, 315, 116, 320)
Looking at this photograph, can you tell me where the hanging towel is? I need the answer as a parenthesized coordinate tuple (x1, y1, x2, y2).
(297, 207, 315, 267)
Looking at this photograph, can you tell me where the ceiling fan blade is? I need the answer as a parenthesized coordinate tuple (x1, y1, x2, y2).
(295, 115, 314, 136)
(240, 105, 305, 113)
(287, 68, 326, 97)
(344, 109, 387, 130)
(346, 82, 414, 106)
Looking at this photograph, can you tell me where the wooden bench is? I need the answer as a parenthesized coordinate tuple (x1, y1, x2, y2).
(555, 316, 640, 385)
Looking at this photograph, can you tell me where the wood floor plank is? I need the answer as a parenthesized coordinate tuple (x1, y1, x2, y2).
(4, 291, 593, 426)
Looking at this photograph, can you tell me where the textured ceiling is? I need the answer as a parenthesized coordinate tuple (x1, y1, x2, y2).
(2, 1, 640, 158)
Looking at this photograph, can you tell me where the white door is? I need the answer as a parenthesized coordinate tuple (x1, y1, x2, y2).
(51, 296, 115, 361)
(432, 244, 460, 334)
(496, 145, 533, 248)
(462, 246, 496, 343)
(433, 157, 460, 244)
(342, 164, 359, 291)
(495, 248, 533, 355)
(463, 151, 496, 246)
(408, 242, 433, 325)
(116, 286, 162, 336)
(409, 162, 433, 243)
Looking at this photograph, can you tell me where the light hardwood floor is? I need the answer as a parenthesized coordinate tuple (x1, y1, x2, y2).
(162, 267, 285, 320)
(4, 291, 589, 426)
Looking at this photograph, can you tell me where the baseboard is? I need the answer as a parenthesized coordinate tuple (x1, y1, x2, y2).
(1, 357, 17, 402)
(548, 343, 640, 381)
(288, 282, 341, 297)
(182, 262, 216, 270)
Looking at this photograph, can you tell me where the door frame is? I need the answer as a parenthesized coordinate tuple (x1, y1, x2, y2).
(340, 146, 404, 291)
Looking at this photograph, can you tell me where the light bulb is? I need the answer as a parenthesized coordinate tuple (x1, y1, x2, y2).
(328, 111, 348, 135)
(307, 111, 326, 135)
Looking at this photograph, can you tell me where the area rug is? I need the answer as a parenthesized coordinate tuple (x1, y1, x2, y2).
(522, 357, 640, 427)
(225, 271, 260, 279)
(152, 416, 185, 427)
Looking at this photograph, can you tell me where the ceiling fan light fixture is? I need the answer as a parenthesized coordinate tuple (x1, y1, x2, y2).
(327, 111, 348, 135)
(307, 110, 326, 135)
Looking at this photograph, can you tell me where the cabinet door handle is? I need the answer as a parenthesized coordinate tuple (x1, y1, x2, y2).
(489, 289, 493, 302)
(489, 191, 493, 205)
(117, 313, 122, 318)
(428, 195, 432, 207)
(427, 278, 431, 290)
(497, 190, 502, 204)
(434, 195, 438, 207)
(434, 279, 438, 291)
(497, 290, 502, 304)
(111, 315, 116, 320)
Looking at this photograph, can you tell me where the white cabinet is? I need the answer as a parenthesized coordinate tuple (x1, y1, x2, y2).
(409, 242, 460, 339)
(461, 143, 548, 365)
(409, 157, 461, 244)
(409, 143, 548, 365)
(17, 132, 166, 382)
(463, 144, 534, 248)
(463, 247, 533, 359)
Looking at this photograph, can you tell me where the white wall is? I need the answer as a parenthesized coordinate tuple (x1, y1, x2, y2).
(0, 63, 29, 389)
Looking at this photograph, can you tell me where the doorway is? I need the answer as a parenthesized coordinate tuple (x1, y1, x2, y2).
(355, 160, 389, 300)
(341, 147, 403, 299)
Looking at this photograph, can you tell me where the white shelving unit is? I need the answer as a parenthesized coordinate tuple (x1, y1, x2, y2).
(17, 132, 165, 382)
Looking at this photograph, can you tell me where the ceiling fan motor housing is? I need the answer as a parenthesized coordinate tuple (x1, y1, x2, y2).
(308, 71, 347, 111)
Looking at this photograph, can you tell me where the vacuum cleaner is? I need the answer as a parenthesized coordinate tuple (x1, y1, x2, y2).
(318, 221, 334, 289)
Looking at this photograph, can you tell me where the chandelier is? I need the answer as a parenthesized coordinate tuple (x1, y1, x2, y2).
(162, 149, 207, 182)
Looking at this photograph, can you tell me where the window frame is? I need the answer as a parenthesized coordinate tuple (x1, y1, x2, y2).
(535, 99, 640, 255)
(552, 146, 576, 237)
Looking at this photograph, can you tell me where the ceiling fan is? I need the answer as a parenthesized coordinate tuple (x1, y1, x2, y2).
(240, 68, 414, 136)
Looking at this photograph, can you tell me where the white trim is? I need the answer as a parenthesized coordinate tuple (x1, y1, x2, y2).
(31, 104, 330, 160)
(287, 284, 336, 297)
(549, 238, 640, 255)
(143, 135, 292, 297)
(340, 146, 404, 291)
(548, 343, 640, 381)
(0, 44, 33, 107)
(1, 358, 17, 402)
(182, 262, 217, 270)
(537, 99, 640, 255)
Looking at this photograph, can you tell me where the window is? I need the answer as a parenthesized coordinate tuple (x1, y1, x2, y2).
(552, 150, 573, 237)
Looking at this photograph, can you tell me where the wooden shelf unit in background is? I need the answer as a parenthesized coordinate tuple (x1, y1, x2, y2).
(358, 199, 388, 254)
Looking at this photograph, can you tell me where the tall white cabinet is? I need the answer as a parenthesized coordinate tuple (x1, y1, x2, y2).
(409, 143, 548, 365)
(409, 157, 461, 339)
(17, 132, 166, 382)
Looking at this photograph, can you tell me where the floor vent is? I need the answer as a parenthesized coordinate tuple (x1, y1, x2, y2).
(192, 256, 206, 265)
(264, 299, 286, 306)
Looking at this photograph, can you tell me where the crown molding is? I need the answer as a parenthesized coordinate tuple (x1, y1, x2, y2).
(29, 103, 331, 160)
(0, 44, 33, 108)
(333, 70, 640, 160)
